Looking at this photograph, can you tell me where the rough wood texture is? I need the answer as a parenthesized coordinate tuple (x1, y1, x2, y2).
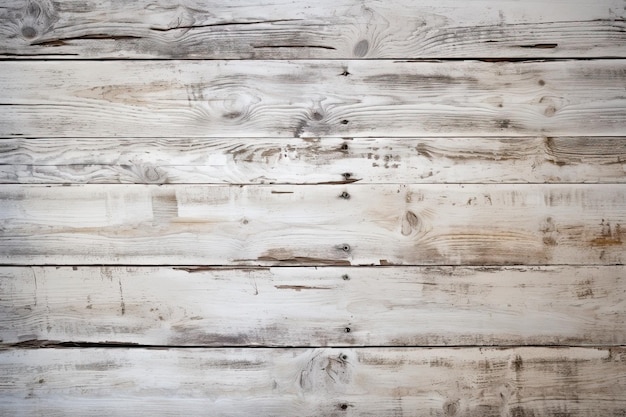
(1, 60, 625, 138)
(1, 266, 624, 346)
(1, 136, 625, 184)
(1, 184, 624, 266)
(0, 0, 624, 59)
(0, 347, 624, 416)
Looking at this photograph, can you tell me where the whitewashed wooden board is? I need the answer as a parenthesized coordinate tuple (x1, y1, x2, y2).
(1, 60, 625, 137)
(0, 347, 624, 416)
(0, 0, 624, 59)
(1, 184, 624, 265)
(1, 266, 624, 346)
(2, 136, 625, 184)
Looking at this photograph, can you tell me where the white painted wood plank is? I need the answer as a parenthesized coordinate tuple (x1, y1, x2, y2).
(0, 347, 624, 416)
(1, 266, 624, 346)
(1, 60, 624, 137)
(0, 0, 624, 58)
(0, 184, 624, 265)
(1, 136, 625, 184)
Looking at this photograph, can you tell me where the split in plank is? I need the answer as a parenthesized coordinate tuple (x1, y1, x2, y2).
(1, 266, 624, 346)
(0, 347, 624, 416)
(0, 184, 624, 265)
(0, 0, 624, 59)
(1, 136, 625, 184)
(1, 60, 625, 137)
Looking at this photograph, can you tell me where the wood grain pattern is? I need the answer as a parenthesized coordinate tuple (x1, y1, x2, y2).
(2, 136, 625, 184)
(1, 184, 624, 266)
(1, 60, 625, 137)
(0, 347, 624, 416)
(1, 266, 624, 346)
(0, 0, 624, 59)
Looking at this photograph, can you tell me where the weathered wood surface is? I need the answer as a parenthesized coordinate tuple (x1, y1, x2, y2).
(2, 136, 625, 184)
(1, 266, 624, 346)
(0, 347, 624, 416)
(2, 184, 624, 266)
(0, 0, 624, 59)
(1, 60, 625, 138)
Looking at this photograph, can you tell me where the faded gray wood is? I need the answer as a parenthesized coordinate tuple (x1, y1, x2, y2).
(1, 60, 625, 137)
(0, 347, 624, 416)
(1, 184, 624, 266)
(1, 266, 624, 346)
(1, 136, 625, 184)
(0, 0, 624, 59)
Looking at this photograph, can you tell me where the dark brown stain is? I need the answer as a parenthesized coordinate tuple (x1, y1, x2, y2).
(590, 236, 622, 246)
(542, 236, 557, 246)
(379, 259, 393, 265)
(591, 221, 623, 246)
(274, 285, 332, 291)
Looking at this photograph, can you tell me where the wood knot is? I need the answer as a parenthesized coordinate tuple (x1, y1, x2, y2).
(21, 26, 37, 39)
(353, 39, 369, 57)
(339, 191, 350, 199)
(401, 210, 420, 236)
(14, 0, 59, 41)
(443, 399, 460, 416)
(342, 274, 350, 281)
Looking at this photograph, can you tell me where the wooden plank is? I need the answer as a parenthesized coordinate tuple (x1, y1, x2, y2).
(0, 0, 624, 59)
(1, 60, 625, 138)
(1, 266, 624, 346)
(1, 136, 625, 184)
(0, 184, 624, 266)
(0, 347, 624, 416)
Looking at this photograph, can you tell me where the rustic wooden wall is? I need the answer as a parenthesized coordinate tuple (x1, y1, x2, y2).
(0, 0, 625, 415)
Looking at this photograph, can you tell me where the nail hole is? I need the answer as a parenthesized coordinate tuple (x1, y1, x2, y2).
(342, 274, 350, 280)
(340, 143, 349, 150)
(340, 70, 351, 76)
(340, 191, 350, 199)
(341, 244, 351, 252)
(341, 354, 348, 360)
(343, 172, 351, 179)
(340, 403, 348, 410)
(341, 120, 349, 125)
(345, 327, 351, 333)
